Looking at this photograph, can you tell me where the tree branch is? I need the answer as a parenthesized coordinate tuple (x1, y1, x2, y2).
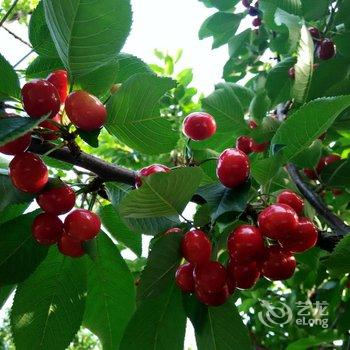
(29, 138, 136, 186)
(286, 163, 350, 236)
(0, 0, 19, 27)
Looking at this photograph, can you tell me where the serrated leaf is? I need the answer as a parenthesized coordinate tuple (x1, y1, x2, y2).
(251, 156, 282, 185)
(119, 167, 203, 219)
(249, 92, 271, 122)
(198, 0, 239, 11)
(194, 204, 212, 227)
(262, 0, 302, 15)
(43, 0, 132, 78)
(0, 53, 21, 101)
(228, 29, 251, 59)
(292, 25, 314, 103)
(0, 202, 31, 224)
(11, 248, 87, 350)
(320, 159, 350, 189)
(0, 211, 48, 286)
(0, 115, 48, 147)
(116, 53, 153, 83)
(106, 73, 178, 154)
(84, 233, 135, 350)
(271, 96, 350, 162)
(26, 56, 64, 79)
(291, 139, 322, 168)
(302, 0, 329, 21)
(137, 234, 182, 301)
(120, 284, 186, 350)
(77, 128, 101, 148)
(98, 204, 142, 256)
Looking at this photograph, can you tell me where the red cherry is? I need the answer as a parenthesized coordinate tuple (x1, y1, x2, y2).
(135, 164, 170, 187)
(317, 39, 335, 60)
(193, 261, 227, 293)
(309, 27, 321, 40)
(21, 79, 61, 119)
(175, 263, 195, 293)
(65, 90, 107, 131)
(262, 245, 296, 281)
(227, 259, 260, 290)
(64, 209, 101, 241)
(249, 120, 258, 129)
(258, 204, 299, 240)
(47, 70, 68, 103)
(0, 133, 31, 155)
(181, 229, 212, 265)
(236, 136, 253, 155)
(195, 284, 229, 307)
(58, 233, 85, 258)
(317, 154, 341, 174)
(227, 225, 265, 262)
(248, 6, 259, 16)
(32, 213, 63, 246)
(251, 140, 269, 153)
(304, 168, 318, 180)
(183, 112, 217, 141)
(252, 17, 261, 27)
(277, 190, 304, 216)
(217, 148, 250, 188)
(288, 67, 295, 79)
(36, 183, 76, 215)
(164, 227, 182, 235)
(279, 217, 318, 253)
(39, 114, 61, 141)
(9, 152, 48, 193)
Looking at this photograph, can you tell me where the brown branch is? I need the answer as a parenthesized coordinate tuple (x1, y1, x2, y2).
(29, 138, 136, 186)
(2, 25, 32, 48)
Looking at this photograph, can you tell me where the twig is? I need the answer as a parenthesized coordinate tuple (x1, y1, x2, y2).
(0, 0, 20, 27)
(2, 25, 32, 48)
(13, 49, 34, 68)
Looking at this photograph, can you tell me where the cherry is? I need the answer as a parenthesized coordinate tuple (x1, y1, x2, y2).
(36, 182, 76, 215)
(317, 39, 336, 60)
(242, 0, 251, 8)
(193, 261, 227, 293)
(175, 263, 195, 293)
(251, 140, 269, 153)
(64, 209, 101, 241)
(252, 17, 261, 27)
(332, 188, 343, 196)
(227, 259, 260, 290)
(226, 275, 236, 294)
(21, 79, 60, 119)
(309, 27, 321, 40)
(164, 227, 182, 235)
(39, 114, 61, 141)
(32, 213, 63, 246)
(47, 70, 68, 103)
(258, 203, 299, 240)
(0, 132, 31, 155)
(181, 229, 212, 265)
(262, 245, 296, 281)
(182, 112, 217, 141)
(65, 90, 107, 131)
(317, 154, 341, 173)
(58, 233, 85, 258)
(227, 225, 265, 262)
(135, 164, 170, 187)
(9, 152, 48, 193)
(248, 6, 259, 16)
(217, 148, 250, 188)
(195, 284, 229, 307)
(288, 67, 295, 79)
(236, 136, 253, 155)
(304, 168, 318, 180)
(249, 120, 258, 129)
(279, 217, 318, 253)
(277, 190, 304, 216)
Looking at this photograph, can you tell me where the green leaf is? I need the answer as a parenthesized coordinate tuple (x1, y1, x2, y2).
(251, 156, 282, 185)
(0, 53, 21, 101)
(120, 284, 186, 350)
(302, 0, 329, 21)
(29, 1, 59, 58)
(43, 0, 132, 78)
(286, 330, 342, 350)
(98, 204, 142, 256)
(266, 58, 296, 106)
(271, 96, 350, 162)
(84, 233, 135, 350)
(197, 181, 251, 220)
(0, 285, 15, 309)
(137, 234, 182, 301)
(119, 167, 203, 219)
(325, 235, 350, 275)
(106, 182, 181, 236)
(261, 0, 302, 15)
(0, 211, 48, 286)
(199, 12, 242, 49)
(291, 139, 322, 168)
(11, 248, 87, 350)
(249, 92, 271, 122)
(292, 25, 314, 103)
(116, 53, 153, 83)
(26, 56, 64, 79)
(191, 301, 252, 350)
(0, 115, 48, 147)
(194, 204, 212, 227)
(334, 32, 350, 58)
(0, 174, 33, 212)
(0, 202, 31, 225)
(199, 0, 239, 11)
(77, 128, 101, 148)
(106, 73, 178, 154)
(320, 159, 350, 189)
(228, 29, 251, 59)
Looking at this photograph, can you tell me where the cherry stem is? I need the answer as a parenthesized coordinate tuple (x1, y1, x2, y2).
(0, 0, 19, 27)
(196, 157, 218, 166)
(88, 192, 97, 211)
(41, 142, 66, 157)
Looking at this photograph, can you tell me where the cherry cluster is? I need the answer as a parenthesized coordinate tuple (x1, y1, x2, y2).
(0, 70, 106, 257)
(174, 190, 318, 307)
(242, 0, 261, 28)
